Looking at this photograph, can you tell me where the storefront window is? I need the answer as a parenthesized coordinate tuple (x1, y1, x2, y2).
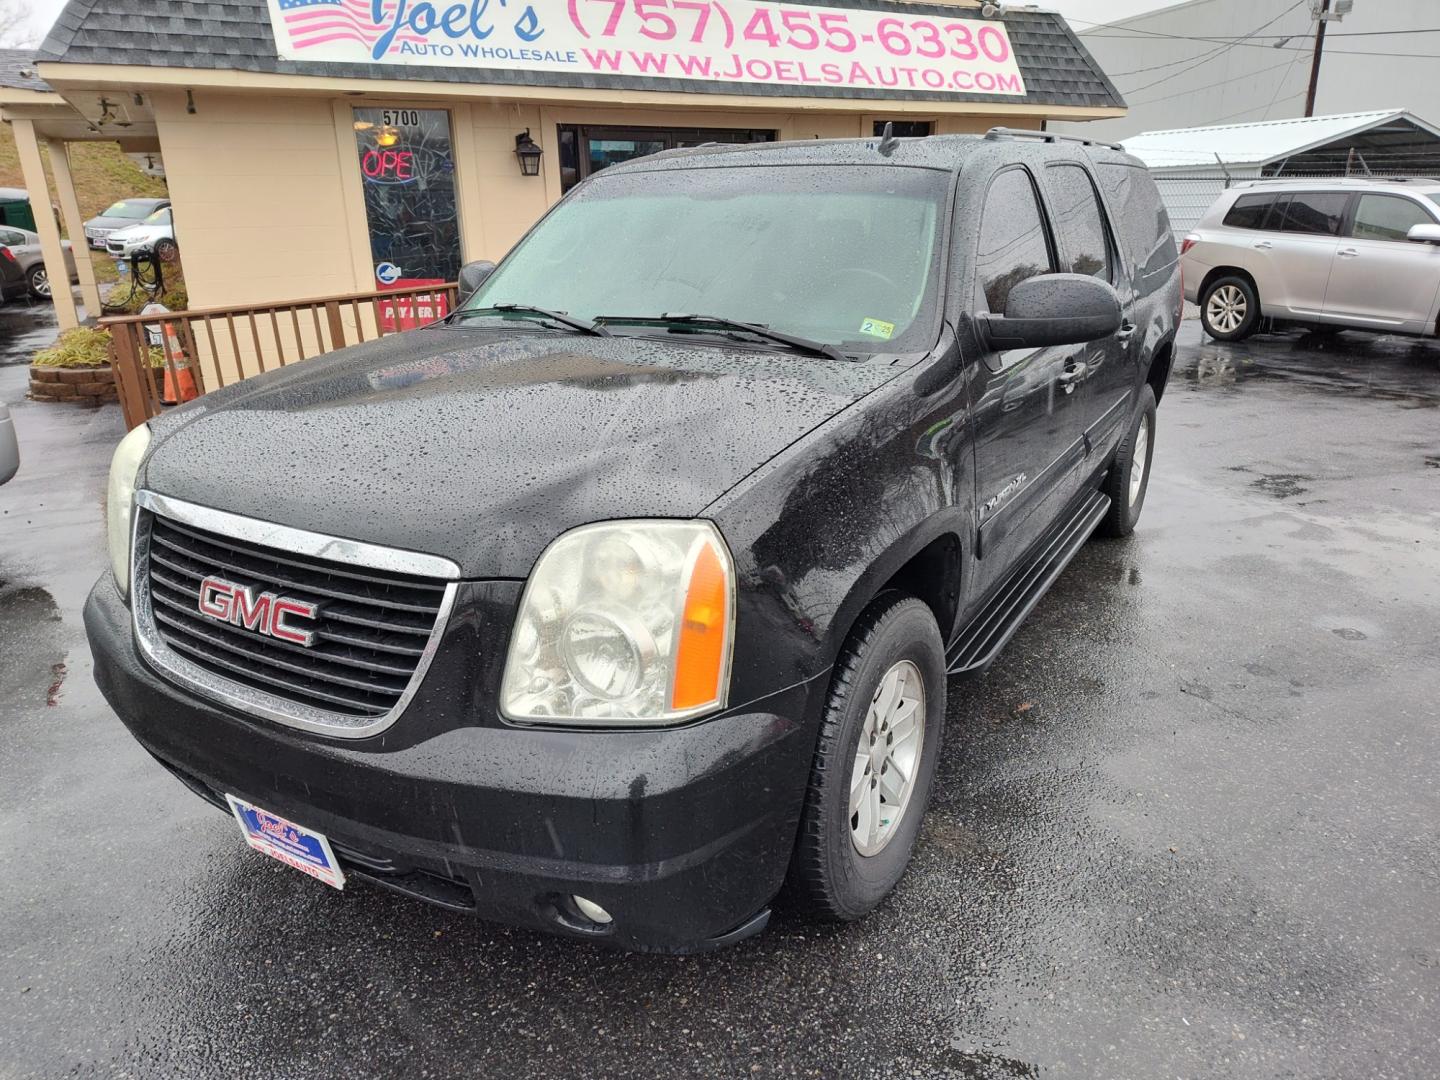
(352, 108, 461, 289)
(557, 125, 775, 193)
(873, 121, 934, 138)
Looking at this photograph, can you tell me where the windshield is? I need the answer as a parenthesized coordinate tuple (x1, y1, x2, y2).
(144, 208, 172, 226)
(102, 201, 157, 220)
(463, 165, 949, 352)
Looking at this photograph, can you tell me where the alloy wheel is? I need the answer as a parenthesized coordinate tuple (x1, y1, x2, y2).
(30, 267, 50, 298)
(1206, 284, 1247, 334)
(849, 659, 925, 857)
(1129, 414, 1150, 507)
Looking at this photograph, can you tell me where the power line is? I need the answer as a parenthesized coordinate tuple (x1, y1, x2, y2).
(1125, 58, 1299, 108)
(1116, 1, 1308, 97)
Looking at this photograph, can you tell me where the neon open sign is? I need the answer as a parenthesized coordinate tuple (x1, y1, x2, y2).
(361, 148, 415, 185)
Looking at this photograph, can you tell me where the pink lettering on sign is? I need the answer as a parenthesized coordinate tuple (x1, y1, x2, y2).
(361, 149, 415, 183)
(269, 0, 1028, 98)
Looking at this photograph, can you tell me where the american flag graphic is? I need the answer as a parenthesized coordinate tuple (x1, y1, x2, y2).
(277, 0, 425, 53)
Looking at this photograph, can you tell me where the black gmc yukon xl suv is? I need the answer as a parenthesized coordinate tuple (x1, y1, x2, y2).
(86, 130, 1179, 952)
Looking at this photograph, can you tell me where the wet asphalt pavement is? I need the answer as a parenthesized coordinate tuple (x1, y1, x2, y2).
(1, 309, 1438, 1079)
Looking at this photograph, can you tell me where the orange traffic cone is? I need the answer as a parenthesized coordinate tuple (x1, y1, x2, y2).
(159, 322, 198, 404)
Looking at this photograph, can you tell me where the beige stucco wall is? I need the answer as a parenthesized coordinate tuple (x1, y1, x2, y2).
(151, 87, 1040, 311)
(152, 89, 362, 307)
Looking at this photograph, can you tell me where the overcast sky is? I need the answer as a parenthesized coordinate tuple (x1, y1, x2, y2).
(14, 0, 1176, 47)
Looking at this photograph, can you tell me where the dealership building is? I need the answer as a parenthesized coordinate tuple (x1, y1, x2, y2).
(3, 0, 1121, 327)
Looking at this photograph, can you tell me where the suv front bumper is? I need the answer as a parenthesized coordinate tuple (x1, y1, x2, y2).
(85, 573, 819, 952)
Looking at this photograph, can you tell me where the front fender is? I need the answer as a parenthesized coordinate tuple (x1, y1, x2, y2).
(707, 357, 974, 715)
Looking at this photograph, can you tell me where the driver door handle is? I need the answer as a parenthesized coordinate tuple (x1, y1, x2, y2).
(1116, 321, 1137, 342)
(1058, 361, 1088, 393)
(1254, 240, 1273, 250)
(1338, 247, 1360, 258)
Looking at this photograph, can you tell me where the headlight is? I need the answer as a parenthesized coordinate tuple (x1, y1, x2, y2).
(106, 423, 151, 597)
(501, 521, 735, 726)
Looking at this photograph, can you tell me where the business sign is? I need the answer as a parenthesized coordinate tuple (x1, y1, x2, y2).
(268, 0, 1027, 96)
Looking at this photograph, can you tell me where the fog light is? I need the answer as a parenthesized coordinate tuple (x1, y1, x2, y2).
(572, 895, 612, 925)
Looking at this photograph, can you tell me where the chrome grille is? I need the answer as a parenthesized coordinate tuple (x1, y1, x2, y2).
(133, 491, 459, 738)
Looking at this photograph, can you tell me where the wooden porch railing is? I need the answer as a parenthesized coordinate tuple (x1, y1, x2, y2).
(101, 281, 460, 430)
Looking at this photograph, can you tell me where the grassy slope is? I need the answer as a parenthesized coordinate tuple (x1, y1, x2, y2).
(0, 124, 169, 282)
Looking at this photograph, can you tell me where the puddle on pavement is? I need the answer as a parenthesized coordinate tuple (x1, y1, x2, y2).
(1248, 473, 1312, 499)
(1178, 333, 1440, 409)
(0, 302, 61, 366)
(941, 1040, 1040, 1079)
(0, 583, 67, 715)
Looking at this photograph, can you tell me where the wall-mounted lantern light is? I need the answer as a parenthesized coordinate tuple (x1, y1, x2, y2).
(514, 129, 543, 176)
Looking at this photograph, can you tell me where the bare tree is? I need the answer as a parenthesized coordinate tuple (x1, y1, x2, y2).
(0, 0, 40, 49)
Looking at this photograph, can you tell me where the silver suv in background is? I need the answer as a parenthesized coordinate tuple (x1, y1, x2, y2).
(1181, 178, 1440, 341)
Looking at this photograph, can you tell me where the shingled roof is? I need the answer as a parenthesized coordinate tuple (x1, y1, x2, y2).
(0, 49, 50, 92)
(36, 0, 1122, 109)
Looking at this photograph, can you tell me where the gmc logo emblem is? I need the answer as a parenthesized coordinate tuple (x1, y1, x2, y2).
(197, 576, 319, 647)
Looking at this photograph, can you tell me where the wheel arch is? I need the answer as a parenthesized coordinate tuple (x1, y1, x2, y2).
(820, 512, 967, 671)
(1146, 335, 1176, 405)
(1198, 265, 1259, 306)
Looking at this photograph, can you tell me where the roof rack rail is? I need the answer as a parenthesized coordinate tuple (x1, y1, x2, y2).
(984, 126, 1124, 152)
(1233, 175, 1440, 187)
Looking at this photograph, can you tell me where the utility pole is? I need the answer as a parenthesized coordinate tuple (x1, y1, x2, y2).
(1304, 0, 1331, 117)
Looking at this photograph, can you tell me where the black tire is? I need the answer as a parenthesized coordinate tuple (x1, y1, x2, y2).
(1200, 274, 1260, 341)
(27, 265, 51, 300)
(1098, 384, 1157, 539)
(154, 238, 179, 264)
(785, 594, 946, 921)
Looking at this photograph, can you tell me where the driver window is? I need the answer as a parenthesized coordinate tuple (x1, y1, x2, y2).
(974, 168, 1055, 314)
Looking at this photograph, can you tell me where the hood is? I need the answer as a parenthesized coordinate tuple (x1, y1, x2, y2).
(109, 223, 165, 241)
(142, 327, 897, 577)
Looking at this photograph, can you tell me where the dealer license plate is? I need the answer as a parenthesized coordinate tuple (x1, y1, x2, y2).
(225, 794, 346, 890)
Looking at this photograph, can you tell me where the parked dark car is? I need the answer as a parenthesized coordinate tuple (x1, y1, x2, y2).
(0, 244, 28, 302)
(85, 131, 1180, 952)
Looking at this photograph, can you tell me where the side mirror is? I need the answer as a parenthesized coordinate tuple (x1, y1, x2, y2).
(458, 259, 497, 298)
(979, 273, 1123, 351)
(1406, 223, 1440, 245)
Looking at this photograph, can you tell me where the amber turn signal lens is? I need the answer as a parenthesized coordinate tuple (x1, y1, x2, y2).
(670, 538, 731, 712)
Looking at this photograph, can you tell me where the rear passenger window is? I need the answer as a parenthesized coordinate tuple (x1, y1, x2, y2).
(1095, 163, 1176, 287)
(1047, 164, 1112, 282)
(1276, 193, 1348, 236)
(1223, 194, 1275, 231)
(974, 168, 1054, 313)
(1351, 194, 1434, 241)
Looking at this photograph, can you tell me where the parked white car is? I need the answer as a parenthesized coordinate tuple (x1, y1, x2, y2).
(0, 402, 17, 485)
(104, 206, 178, 262)
(1182, 177, 1440, 341)
(0, 224, 80, 300)
(83, 197, 169, 250)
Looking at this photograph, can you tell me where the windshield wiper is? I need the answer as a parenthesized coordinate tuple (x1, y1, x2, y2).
(599, 313, 846, 361)
(448, 303, 610, 336)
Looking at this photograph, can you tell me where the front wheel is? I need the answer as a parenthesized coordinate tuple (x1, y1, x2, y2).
(1098, 385, 1157, 539)
(153, 238, 179, 264)
(786, 594, 946, 922)
(1201, 275, 1260, 341)
(27, 265, 50, 300)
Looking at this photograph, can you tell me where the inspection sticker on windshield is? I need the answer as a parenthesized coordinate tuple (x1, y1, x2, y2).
(859, 317, 895, 340)
(225, 794, 346, 890)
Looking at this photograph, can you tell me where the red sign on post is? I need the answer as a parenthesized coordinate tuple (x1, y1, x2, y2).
(378, 278, 450, 332)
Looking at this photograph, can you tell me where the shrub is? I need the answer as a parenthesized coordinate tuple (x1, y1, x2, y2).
(110, 281, 189, 315)
(31, 325, 167, 368)
(31, 326, 113, 368)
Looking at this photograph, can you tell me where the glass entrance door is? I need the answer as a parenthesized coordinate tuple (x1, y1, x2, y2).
(557, 125, 775, 193)
(352, 107, 461, 289)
